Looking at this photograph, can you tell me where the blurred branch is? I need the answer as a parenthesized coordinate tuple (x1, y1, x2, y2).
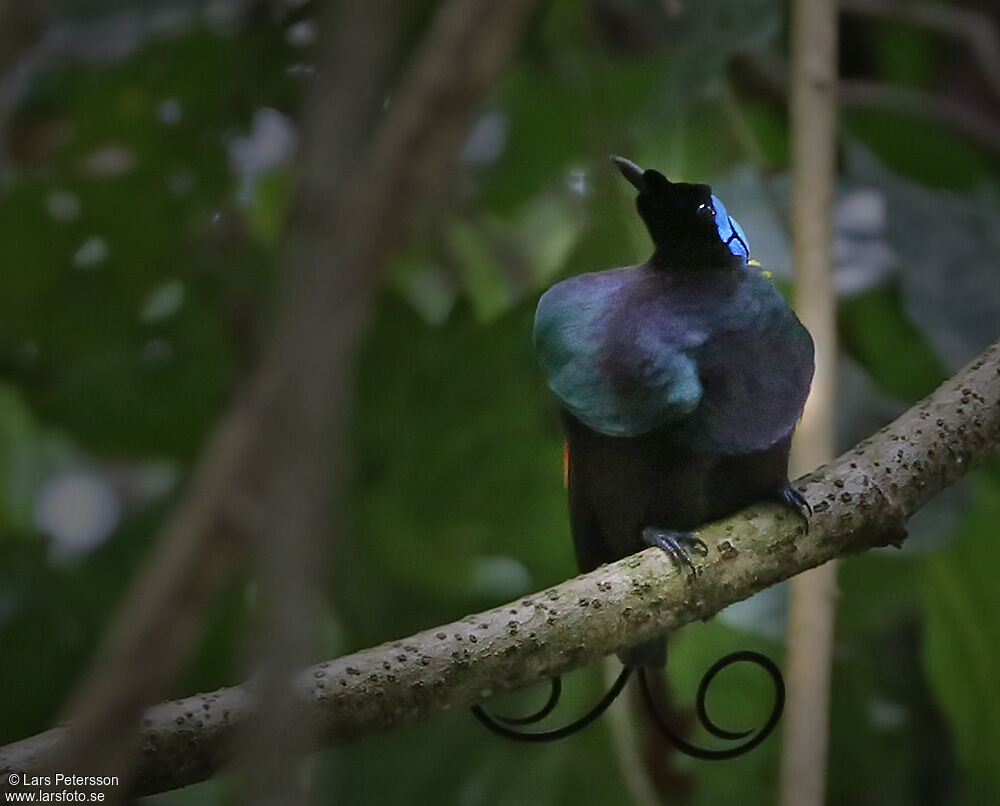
(49, 0, 539, 793)
(235, 2, 401, 802)
(240, 0, 541, 801)
(603, 659, 663, 806)
(838, 79, 1000, 152)
(781, 0, 839, 803)
(4, 336, 999, 797)
(741, 51, 1000, 155)
(840, 0, 1000, 106)
(0, 0, 49, 163)
(0, 1, 48, 77)
(718, 81, 772, 168)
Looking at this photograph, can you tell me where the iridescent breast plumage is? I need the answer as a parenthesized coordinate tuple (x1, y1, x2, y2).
(533, 192, 813, 453)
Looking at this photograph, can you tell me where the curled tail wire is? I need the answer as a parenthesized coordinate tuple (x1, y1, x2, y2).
(471, 666, 632, 742)
(472, 650, 783, 759)
(488, 676, 563, 726)
(639, 650, 785, 760)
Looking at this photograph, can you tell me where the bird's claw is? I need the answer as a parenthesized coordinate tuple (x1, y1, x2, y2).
(642, 527, 708, 578)
(776, 484, 812, 527)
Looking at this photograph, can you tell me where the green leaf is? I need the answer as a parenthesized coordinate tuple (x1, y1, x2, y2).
(846, 144, 1000, 373)
(921, 471, 1000, 803)
(246, 167, 294, 246)
(839, 285, 946, 402)
(448, 220, 512, 323)
(0, 385, 76, 533)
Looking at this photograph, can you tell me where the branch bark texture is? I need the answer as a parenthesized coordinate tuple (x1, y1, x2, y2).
(3, 337, 999, 797)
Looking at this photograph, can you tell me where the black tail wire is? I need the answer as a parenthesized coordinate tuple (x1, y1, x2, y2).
(639, 650, 785, 760)
(471, 666, 631, 743)
(471, 650, 784, 759)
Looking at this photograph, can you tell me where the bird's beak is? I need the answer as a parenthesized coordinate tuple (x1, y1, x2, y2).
(610, 155, 644, 190)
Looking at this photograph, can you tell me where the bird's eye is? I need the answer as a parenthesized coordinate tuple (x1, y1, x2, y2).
(696, 202, 716, 218)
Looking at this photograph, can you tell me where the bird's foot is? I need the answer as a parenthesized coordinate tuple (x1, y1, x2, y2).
(642, 527, 708, 578)
(775, 483, 812, 528)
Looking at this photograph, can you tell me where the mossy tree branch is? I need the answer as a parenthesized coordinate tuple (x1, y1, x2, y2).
(3, 338, 999, 797)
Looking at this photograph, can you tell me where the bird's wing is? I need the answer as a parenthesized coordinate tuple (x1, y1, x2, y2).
(533, 269, 703, 437)
(683, 274, 815, 454)
(535, 268, 814, 449)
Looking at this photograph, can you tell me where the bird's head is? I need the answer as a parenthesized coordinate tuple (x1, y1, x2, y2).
(611, 156, 749, 268)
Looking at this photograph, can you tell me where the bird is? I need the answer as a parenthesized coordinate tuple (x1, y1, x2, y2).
(472, 156, 814, 758)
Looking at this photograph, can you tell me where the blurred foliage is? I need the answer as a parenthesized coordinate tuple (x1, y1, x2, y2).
(922, 468, 1000, 804)
(0, 28, 294, 459)
(1, 1, 999, 804)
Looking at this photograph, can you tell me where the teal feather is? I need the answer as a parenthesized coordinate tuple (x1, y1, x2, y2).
(534, 268, 702, 437)
(533, 263, 813, 452)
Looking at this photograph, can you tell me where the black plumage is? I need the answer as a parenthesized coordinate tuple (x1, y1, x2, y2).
(474, 156, 813, 757)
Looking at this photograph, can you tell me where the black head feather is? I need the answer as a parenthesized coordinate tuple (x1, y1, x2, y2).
(611, 156, 739, 269)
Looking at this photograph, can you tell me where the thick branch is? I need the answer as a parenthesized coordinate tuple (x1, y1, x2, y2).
(3, 337, 998, 796)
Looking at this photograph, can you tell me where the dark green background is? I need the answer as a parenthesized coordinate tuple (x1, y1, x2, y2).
(1, 1, 998, 803)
